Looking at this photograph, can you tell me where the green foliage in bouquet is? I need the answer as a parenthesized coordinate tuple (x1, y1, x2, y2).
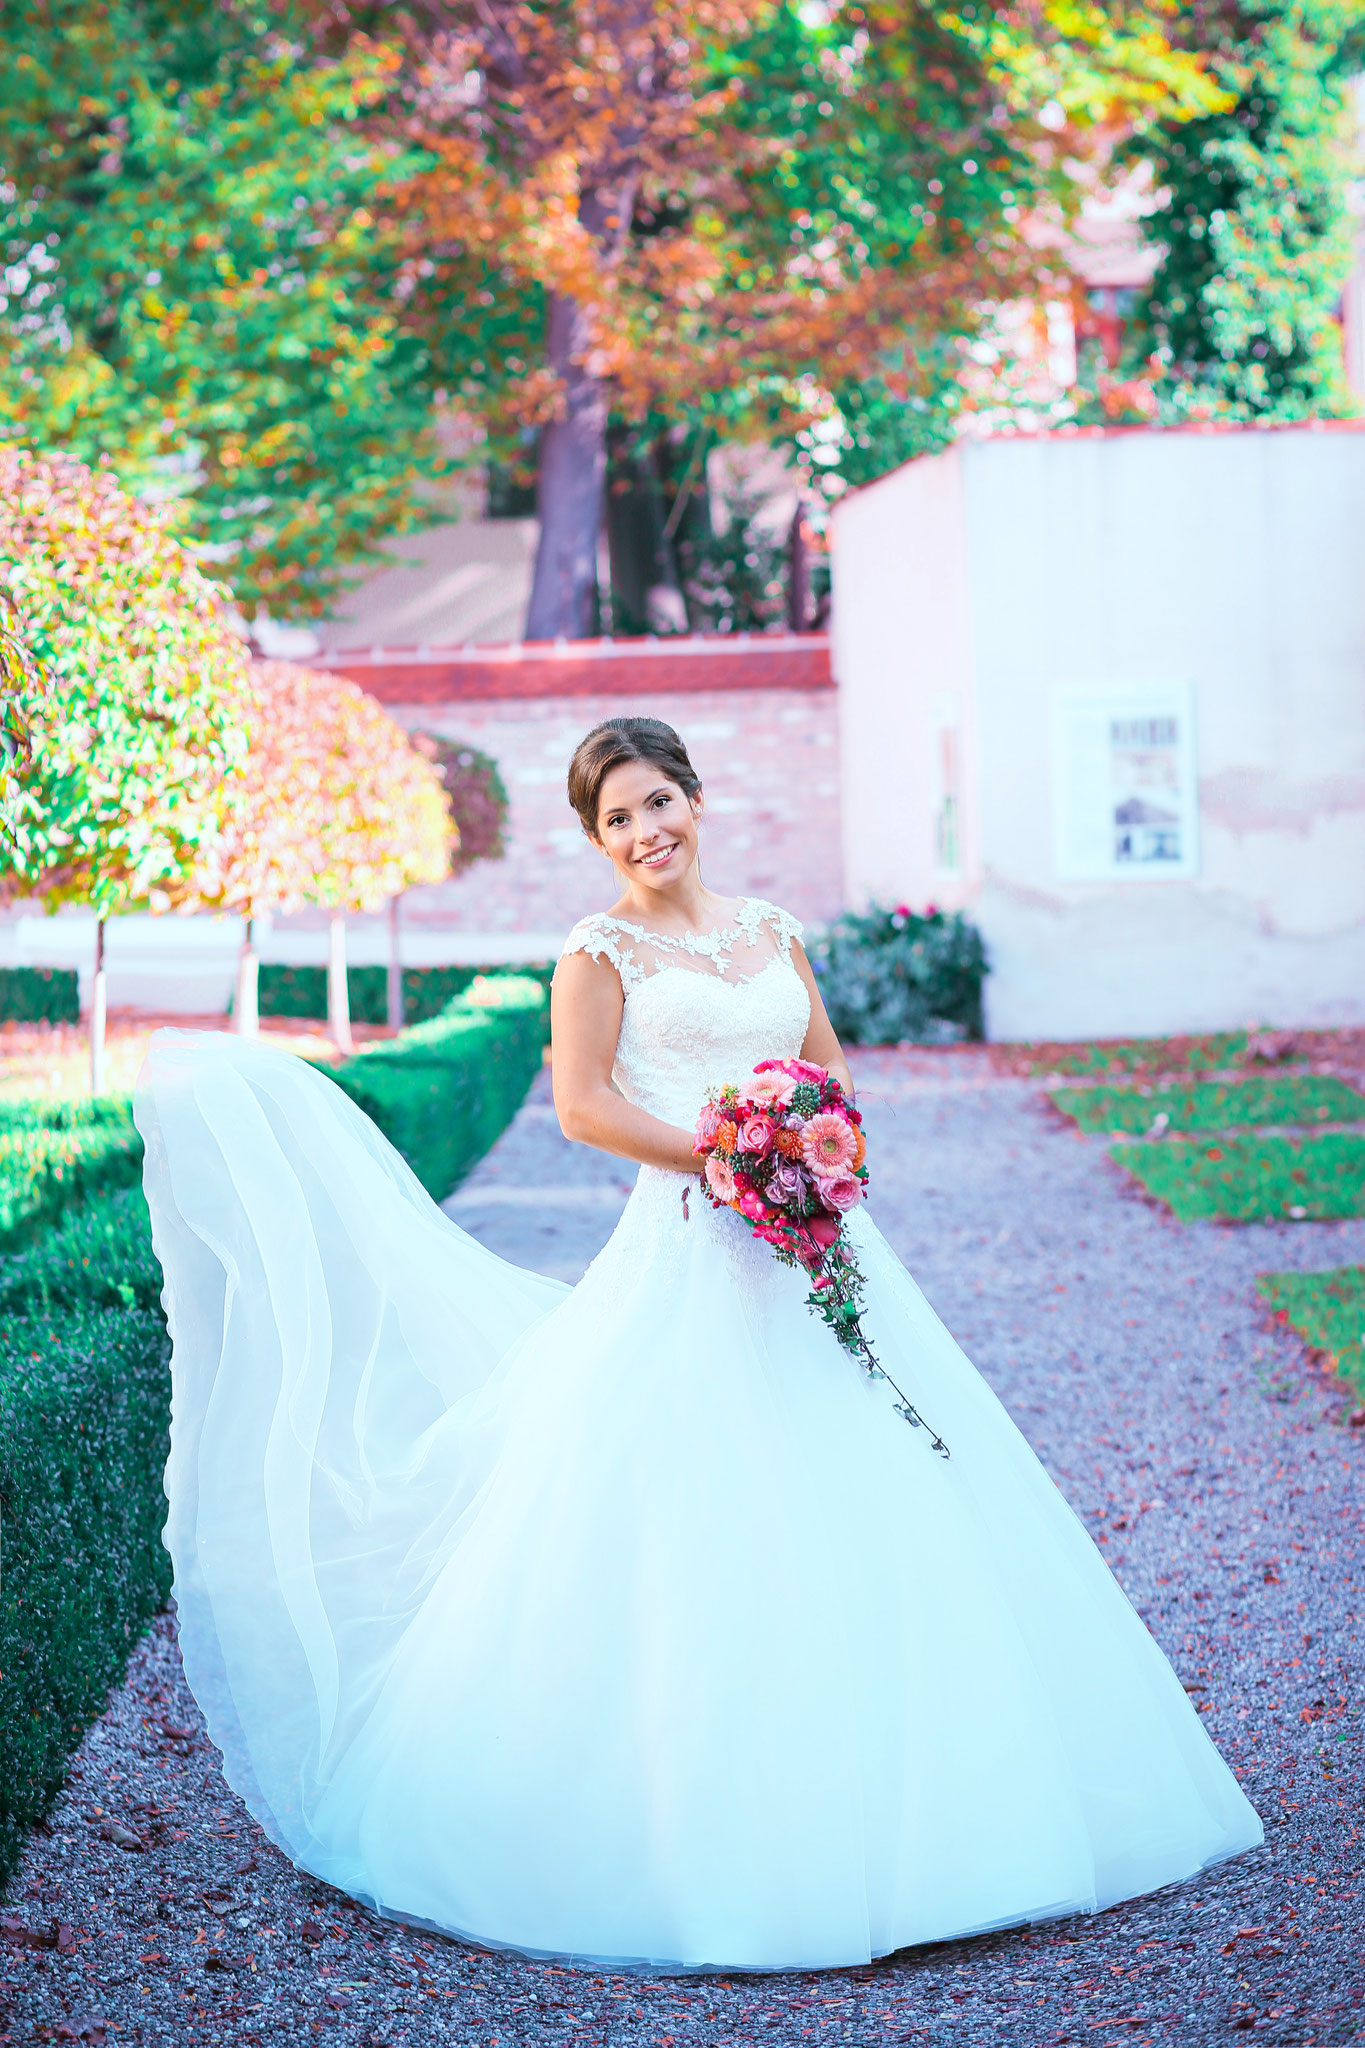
(0, 966, 79, 1024)
(0, 1305, 172, 1886)
(807, 905, 988, 1046)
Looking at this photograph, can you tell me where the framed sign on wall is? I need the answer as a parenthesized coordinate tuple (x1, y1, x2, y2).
(1052, 682, 1200, 882)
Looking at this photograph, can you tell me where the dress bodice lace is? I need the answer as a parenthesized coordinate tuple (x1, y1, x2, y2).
(558, 897, 812, 1128)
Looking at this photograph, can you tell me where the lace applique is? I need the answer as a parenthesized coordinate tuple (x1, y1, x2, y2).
(559, 898, 802, 995)
(559, 913, 650, 993)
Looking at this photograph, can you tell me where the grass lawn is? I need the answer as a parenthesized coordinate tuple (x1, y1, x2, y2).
(1054, 1074, 1365, 1135)
(1111, 1133, 1365, 1222)
(998, 1030, 1255, 1078)
(1257, 1266, 1365, 1403)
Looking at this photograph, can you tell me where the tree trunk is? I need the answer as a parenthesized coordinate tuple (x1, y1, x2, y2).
(386, 895, 404, 1034)
(525, 289, 609, 641)
(327, 911, 353, 1054)
(89, 916, 107, 1096)
(786, 500, 812, 633)
(235, 916, 259, 1038)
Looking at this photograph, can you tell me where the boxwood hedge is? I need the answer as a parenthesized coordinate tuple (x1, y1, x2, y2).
(0, 1097, 142, 1250)
(327, 972, 549, 1199)
(0, 966, 80, 1025)
(0, 1304, 172, 1884)
(246, 959, 553, 1025)
(0, 975, 550, 1885)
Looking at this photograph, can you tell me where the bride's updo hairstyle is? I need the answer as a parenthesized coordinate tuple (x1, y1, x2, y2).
(567, 717, 702, 841)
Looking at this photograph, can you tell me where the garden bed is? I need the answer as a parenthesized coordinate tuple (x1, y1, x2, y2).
(1110, 1132, 1365, 1223)
(1052, 1074, 1365, 1136)
(1257, 1266, 1365, 1406)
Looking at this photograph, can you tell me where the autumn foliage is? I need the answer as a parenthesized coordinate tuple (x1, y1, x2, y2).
(0, 444, 251, 916)
(193, 661, 456, 920)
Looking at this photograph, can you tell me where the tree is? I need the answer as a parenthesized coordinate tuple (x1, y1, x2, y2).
(0, 0, 455, 617)
(187, 662, 454, 1048)
(1122, 0, 1365, 418)
(398, 0, 1227, 634)
(1, 1, 1226, 638)
(0, 593, 41, 849)
(392, 736, 509, 1032)
(0, 444, 250, 1089)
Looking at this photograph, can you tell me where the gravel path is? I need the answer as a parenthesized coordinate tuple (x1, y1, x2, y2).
(6, 1052, 1363, 2048)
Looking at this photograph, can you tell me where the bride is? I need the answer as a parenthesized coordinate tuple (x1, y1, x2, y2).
(137, 714, 1262, 1974)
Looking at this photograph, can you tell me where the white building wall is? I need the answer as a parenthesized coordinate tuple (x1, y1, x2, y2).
(834, 425, 1365, 1041)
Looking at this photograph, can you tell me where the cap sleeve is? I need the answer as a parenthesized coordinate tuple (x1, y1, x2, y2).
(744, 899, 804, 959)
(557, 915, 646, 992)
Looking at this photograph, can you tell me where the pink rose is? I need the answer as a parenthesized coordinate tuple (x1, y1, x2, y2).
(738, 1113, 775, 1157)
(803, 1213, 841, 1250)
(693, 1102, 723, 1153)
(754, 1057, 827, 1086)
(816, 1171, 863, 1214)
(704, 1154, 737, 1203)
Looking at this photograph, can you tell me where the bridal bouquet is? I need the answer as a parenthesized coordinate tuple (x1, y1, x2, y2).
(692, 1059, 949, 1457)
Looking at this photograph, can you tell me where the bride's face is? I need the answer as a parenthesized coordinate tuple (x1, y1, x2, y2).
(594, 759, 704, 892)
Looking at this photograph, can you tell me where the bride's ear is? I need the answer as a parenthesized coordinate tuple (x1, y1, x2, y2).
(691, 788, 705, 822)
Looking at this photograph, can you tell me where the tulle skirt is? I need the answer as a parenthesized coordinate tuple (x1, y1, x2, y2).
(135, 1031, 1262, 1973)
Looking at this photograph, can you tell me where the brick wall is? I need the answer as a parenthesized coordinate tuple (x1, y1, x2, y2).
(314, 633, 831, 704)
(384, 686, 843, 948)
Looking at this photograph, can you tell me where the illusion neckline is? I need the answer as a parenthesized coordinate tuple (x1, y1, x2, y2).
(587, 897, 759, 955)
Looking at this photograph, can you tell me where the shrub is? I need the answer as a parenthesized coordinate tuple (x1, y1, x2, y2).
(0, 1306, 172, 1886)
(0, 1184, 161, 1317)
(328, 974, 548, 1199)
(0, 1098, 142, 1248)
(0, 966, 79, 1024)
(807, 903, 988, 1045)
(248, 959, 552, 1025)
(411, 737, 510, 871)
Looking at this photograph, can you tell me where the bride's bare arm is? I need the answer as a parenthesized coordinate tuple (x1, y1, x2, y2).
(551, 952, 699, 1172)
(788, 941, 856, 1100)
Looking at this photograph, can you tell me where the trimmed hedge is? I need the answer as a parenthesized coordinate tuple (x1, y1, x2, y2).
(0, 977, 550, 1884)
(247, 959, 553, 1025)
(0, 1097, 142, 1249)
(328, 973, 549, 1199)
(0, 1184, 161, 1317)
(0, 1306, 172, 1883)
(0, 967, 80, 1025)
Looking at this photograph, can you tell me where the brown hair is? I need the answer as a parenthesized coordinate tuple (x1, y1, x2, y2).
(566, 717, 702, 839)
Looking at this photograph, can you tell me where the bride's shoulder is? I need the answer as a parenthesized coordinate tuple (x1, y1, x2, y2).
(558, 907, 638, 972)
(737, 897, 805, 952)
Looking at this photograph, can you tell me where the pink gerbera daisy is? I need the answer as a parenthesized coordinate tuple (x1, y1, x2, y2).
(801, 1112, 857, 1174)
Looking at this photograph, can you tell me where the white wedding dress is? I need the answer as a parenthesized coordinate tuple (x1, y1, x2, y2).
(135, 897, 1262, 1974)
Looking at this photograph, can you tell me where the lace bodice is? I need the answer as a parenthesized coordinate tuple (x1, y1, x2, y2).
(558, 898, 812, 1128)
